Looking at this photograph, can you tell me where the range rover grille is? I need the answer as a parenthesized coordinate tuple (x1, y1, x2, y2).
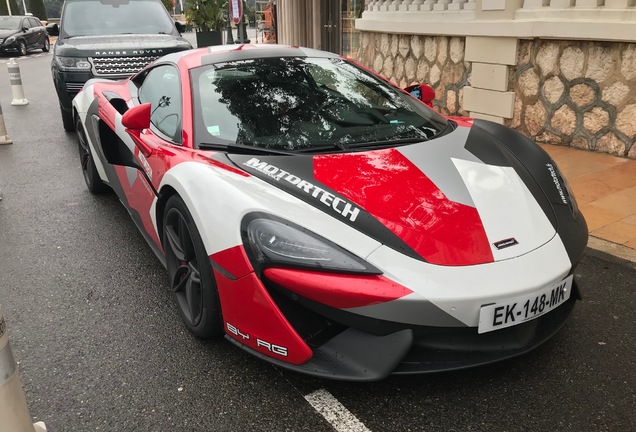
(89, 55, 160, 76)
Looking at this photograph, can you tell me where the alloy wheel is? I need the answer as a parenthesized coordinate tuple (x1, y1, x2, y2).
(77, 125, 93, 187)
(165, 208, 204, 326)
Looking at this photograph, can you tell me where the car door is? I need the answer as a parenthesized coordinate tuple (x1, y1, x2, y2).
(117, 64, 184, 252)
(135, 63, 184, 187)
(19, 18, 33, 49)
(28, 18, 45, 47)
(139, 65, 183, 148)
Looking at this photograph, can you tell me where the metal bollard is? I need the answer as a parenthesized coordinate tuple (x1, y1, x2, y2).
(7, 59, 29, 106)
(0, 99, 12, 145)
(0, 307, 47, 432)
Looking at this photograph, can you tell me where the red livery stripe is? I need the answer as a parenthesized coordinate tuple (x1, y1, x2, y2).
(263, 268, 413, 309)
(215, 270, 312, 365)
(314, 149, 494, 266)
(210, 245, 254, 279)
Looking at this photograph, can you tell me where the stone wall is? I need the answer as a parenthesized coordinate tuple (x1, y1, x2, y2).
(353, 33, 636, 159)
(353, 32, 471, 117)
(511, 40, 636, 159)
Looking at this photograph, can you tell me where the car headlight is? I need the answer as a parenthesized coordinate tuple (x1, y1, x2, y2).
(242, 213, 380, 275)
(54, 56, 91, 71)
(5, 36, 15, 44)
(546, 162, 579, 216)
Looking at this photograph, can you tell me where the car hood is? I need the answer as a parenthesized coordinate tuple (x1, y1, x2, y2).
(229, 123, 557, 266)
(55, 34, 191, 56)
(0, 29, 18, 39)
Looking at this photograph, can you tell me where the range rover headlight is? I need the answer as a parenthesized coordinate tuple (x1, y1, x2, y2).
(54, 56, 91, 71)
(242, 213, 380, 275)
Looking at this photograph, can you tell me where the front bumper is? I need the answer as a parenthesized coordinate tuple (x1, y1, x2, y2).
(52, 69, 94, 111)
(0, 41, 20, 53)
(251, 277, 580, 381)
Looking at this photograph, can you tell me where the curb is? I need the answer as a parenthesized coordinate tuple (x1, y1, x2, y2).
(585, 236, 636, 268)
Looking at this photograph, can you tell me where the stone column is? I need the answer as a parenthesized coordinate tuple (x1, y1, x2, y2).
(463, 37, 518, 123)
(464, 0, 522, 122)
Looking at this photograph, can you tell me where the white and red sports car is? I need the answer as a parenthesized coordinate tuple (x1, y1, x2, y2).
(72, 45, 588, 381)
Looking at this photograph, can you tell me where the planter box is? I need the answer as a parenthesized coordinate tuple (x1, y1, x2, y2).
(196, 30, 223, 47)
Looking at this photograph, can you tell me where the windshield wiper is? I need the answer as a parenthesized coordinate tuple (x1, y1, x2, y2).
(199, 142, 294, 155)
(348, 137, 428, 149)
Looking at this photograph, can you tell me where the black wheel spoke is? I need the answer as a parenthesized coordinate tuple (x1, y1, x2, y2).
(81, 153, 89, 170)
(78, 133, 89, 152)
(172, 265, 190, 294)
(185, 263, 202, 324)
(166, 211, 197, 263)
(165, 223, 186, 262)
(179, 217, 196, 262)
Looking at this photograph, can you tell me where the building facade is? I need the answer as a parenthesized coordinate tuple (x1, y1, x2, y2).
(276, 0, 636, 159)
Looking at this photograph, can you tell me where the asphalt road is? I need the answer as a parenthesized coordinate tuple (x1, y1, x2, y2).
(0, 47, 634, 432)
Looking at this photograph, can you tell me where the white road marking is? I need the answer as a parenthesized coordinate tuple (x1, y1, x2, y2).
(304, 389, 371, 432)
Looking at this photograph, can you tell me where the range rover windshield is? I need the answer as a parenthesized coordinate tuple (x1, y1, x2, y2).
(60, 0, 175, 37)
(190, 57, 449, 153)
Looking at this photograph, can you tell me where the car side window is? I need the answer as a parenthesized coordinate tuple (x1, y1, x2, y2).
(138, 65, 182, 143)
(28, 18, 41, 28)
(21, 18, 31, 30)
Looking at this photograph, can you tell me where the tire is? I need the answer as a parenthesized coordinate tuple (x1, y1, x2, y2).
(163, 195, 223, 339)
(42, 38, 50, 53)
(61, 104, 75, 132)
(76, 117, 108, 194)
(18, 40, 27, 56)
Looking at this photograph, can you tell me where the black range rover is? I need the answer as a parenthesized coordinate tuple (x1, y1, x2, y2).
(50, 0, 192, 131)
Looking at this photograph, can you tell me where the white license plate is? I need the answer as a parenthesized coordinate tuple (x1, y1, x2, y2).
(478, 275, 573, 334)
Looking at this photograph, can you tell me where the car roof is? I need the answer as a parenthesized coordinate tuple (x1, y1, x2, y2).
(158, 44, 340, 70)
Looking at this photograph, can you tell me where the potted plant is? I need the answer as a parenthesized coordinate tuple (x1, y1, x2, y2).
(186, 0, 228, 47)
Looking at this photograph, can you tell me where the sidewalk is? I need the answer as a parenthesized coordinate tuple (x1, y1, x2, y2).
(541, 144, 636, 260)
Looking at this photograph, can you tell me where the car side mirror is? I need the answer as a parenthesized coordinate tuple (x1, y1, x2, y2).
(404, 84, 435, 108)
(174, 21, 185, 34)
(46, 22, 59, 36)
(22, 27, 28, 32)
(122, 103, 151, 130)
(123, 103, 155, 156)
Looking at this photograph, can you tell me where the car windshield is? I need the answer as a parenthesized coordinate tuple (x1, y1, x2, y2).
(190, 57, 448, 152)
(0, 16, 21, 30)
(60, 0, 175, 37)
